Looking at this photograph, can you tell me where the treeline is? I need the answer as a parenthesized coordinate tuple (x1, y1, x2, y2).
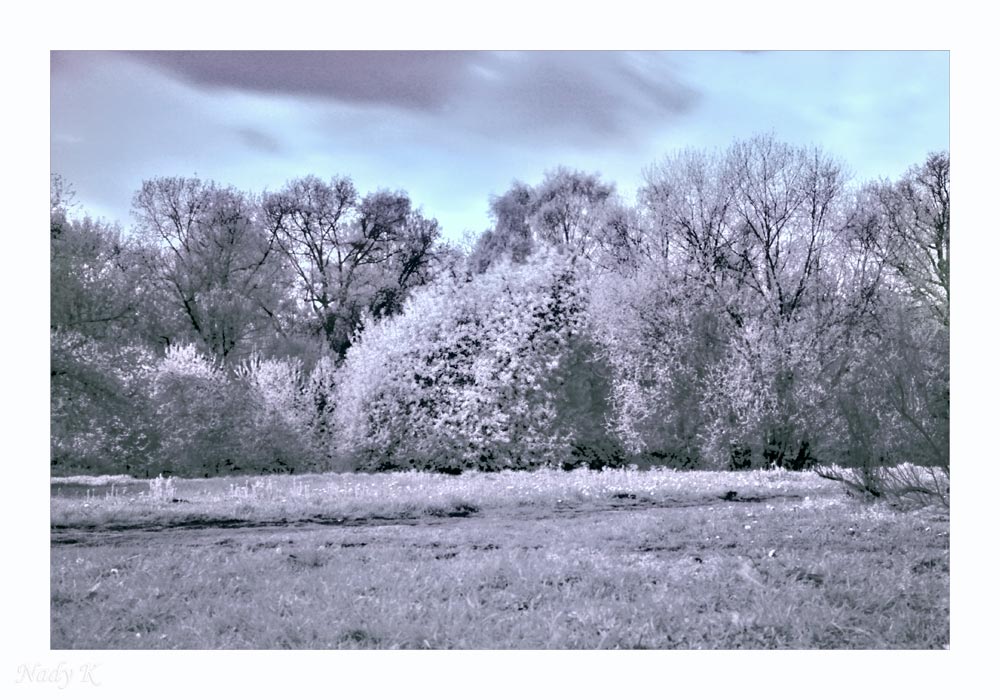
(50, 135, 949, 476)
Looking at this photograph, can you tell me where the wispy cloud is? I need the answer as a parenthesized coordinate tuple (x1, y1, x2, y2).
(235, 127, 283, 155)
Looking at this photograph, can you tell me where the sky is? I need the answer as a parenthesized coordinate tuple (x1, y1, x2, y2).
(50, 50, 949, 241)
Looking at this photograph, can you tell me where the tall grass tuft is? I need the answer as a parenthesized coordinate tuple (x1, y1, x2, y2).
(148, 474, 177, 503)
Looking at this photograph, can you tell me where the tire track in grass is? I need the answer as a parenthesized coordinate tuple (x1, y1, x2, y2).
(51, 492, 808, 546)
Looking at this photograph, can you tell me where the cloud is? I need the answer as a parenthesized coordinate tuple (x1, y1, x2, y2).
(120, 51, 475, 111)
(114, 51, 699, 145)
(462, 52, 698, 143)
(235, 127, 283, 154)
(49, 51, 705, 235)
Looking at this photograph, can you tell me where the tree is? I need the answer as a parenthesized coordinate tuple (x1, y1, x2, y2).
(357, 190, 440, 319)
(468, 182, 536, 273)
(261, 176, 440, 358)
(716, 137, 848, 467)
(50, 145, 949, 479)
(877, 152, 950, 327)
(51, 215, 143, 339)
(529, 167, 616, 257)
(470, 169, 631, 273)
(132, 177, 288, 362)
(836, 153, 950, 470)
(51, 175, 157, 473)
(604, 137, 853, 469)
(639, 148, 733, 272)
(50, 174, 76, 239)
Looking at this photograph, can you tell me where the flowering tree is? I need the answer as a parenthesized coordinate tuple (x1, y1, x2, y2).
(147, 344, 249, 475)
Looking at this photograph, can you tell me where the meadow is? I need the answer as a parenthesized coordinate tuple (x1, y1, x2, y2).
(50, 468, 949, 649)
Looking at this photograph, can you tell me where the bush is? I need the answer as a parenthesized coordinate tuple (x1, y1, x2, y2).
(302, 355, 339, 467)
(816, 463, 949, 508)
(334, 251, 622, 471)
(149, 346, 338, 475)
(236, 354, 318, 472)
(50, 331, 157, 475)
(148, 344, 251, 475)
(590, 273, 717, 469)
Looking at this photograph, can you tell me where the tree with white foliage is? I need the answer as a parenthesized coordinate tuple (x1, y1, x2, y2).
(335, 249, 621, 472)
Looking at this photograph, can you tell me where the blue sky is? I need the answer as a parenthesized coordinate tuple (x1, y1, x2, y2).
(50, 51, 949, 241)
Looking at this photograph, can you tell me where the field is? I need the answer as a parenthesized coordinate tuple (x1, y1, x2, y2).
(50, 469, 949, 649)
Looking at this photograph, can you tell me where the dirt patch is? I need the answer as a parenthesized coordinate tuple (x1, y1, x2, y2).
(637, 543, 685, 553)
(911, 558, 949, 574)
(425, 503, 479, 518)
(51, 535, 84, 545)
(52, 513, 425, 538)
(720, 490, 797, 503)
(51, 492, 805, 542)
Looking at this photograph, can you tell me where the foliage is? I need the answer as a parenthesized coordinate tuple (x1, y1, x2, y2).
(147, 345, 332, 475)
(469, 168, 624, 272)
(49, 141, 949, 483)
(50, 331, 157, 474)
(335, 251, 621, 471)
(236, 354, 317, 470)
(147, 344, 247, 475)
(302, 355, 340, 467)
(593, 138, 853, 469)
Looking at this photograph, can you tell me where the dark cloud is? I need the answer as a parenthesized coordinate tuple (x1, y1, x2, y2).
(110, 51, 698, 142)
(119, 51, 473, 111)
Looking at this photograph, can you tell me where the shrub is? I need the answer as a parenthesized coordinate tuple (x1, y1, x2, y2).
(148, 344, 243, 475)
(334, 250, 622, 471)
(302, 355, 339, 467)
(150, 346, 340, 475)
(237, 354, 317, 471)
(816, 463, 949, 508)
(50, 331, 157, 475)
(589, 273, 716, 469)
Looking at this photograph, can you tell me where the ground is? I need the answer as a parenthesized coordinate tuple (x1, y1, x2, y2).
(50, 469, 949, 649)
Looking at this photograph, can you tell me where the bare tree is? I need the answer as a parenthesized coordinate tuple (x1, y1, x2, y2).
(530, 167, 615, 257)
(877, 152, 949, 327)
(132, 177, 286, 362)
(261, 176, 440, 358)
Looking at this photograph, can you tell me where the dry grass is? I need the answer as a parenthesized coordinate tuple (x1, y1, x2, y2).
(51, 468, 834, 529)
(50, 468, 949, 649)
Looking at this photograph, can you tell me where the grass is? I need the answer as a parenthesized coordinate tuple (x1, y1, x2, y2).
(50, 468, 949, 649)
